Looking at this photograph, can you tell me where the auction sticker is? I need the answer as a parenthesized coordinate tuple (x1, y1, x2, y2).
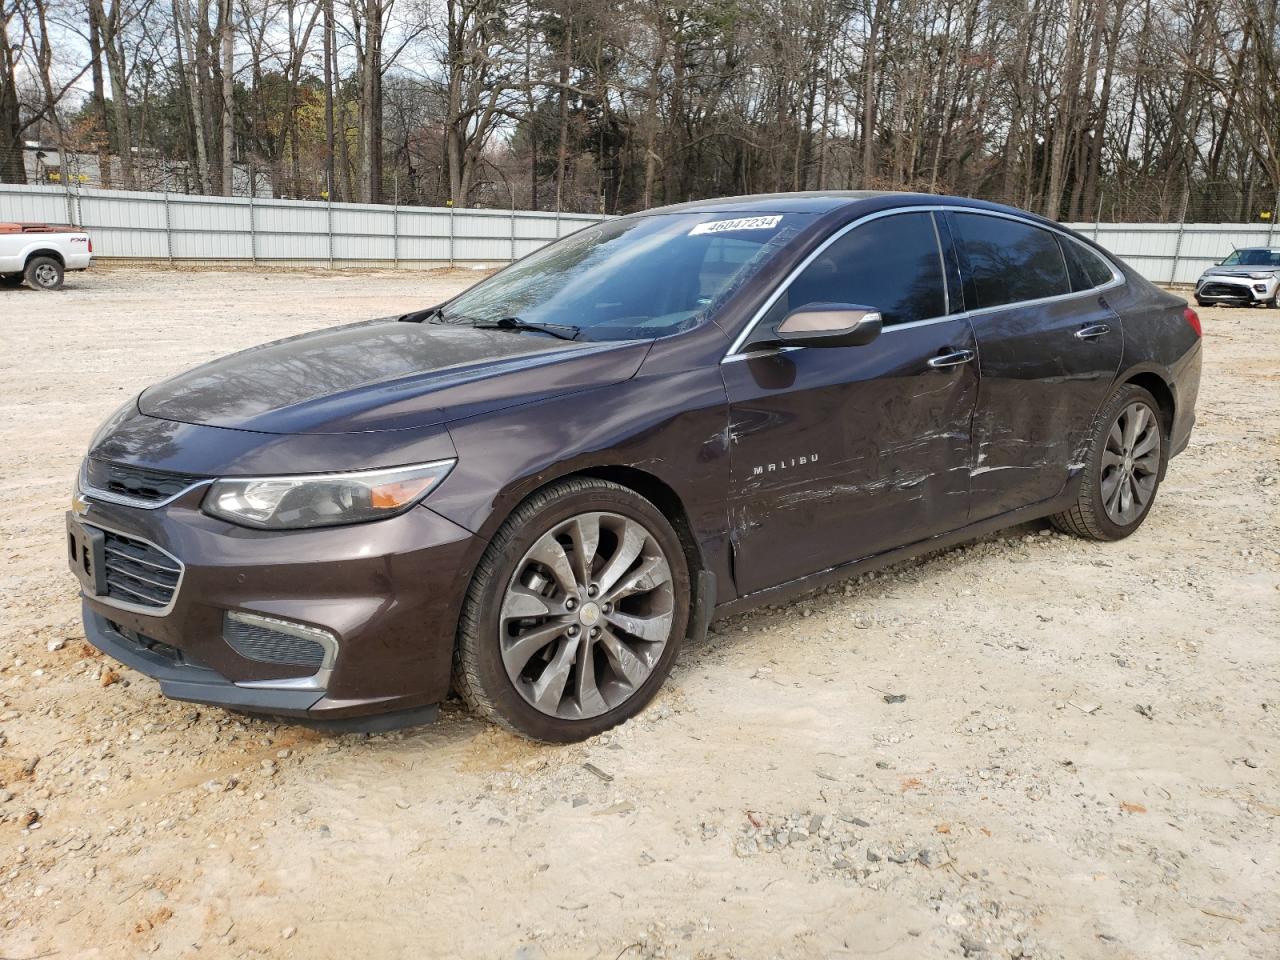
(689, 215, 783, 235)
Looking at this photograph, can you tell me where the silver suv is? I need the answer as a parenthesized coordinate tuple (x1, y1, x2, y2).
(1195, 247, 1280, 308)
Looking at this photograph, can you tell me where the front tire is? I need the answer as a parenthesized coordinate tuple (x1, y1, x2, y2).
(1052, 384, 1165, 541)
(24, 256, 64, 290)
(454, 477, 690, 742)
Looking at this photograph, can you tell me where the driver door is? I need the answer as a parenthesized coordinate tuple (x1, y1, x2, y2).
(721, 211, 978, 594)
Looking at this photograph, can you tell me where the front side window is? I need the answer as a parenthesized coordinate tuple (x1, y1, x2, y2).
(1221, 248, 1280, 267)
(439, 212, 812, 341)
(951, 212, 1070, 308)
(752, 212, 946, 342)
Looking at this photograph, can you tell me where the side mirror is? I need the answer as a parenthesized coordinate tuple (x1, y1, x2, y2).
(775, 303, 883, 348)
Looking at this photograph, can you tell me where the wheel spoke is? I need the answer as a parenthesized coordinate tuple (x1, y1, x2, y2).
(1100, 467, 1122, 504)
(1132, 472, 1156, 507)
(565, 514, 600, 587)
(1106, 471, 1126, 516)
(606, 608, 673, 642)
(502, 620, 569, 675)
(1133, 452, 1159, 475)
(596, 519, 647, 594)
(599, 629, 648, 687)
(573, 637, 608, 715)
(501, 587, 552, 622)
(1101, 449, 1123, 469)
(530, 635, 579, 713)
(1107, 421, 1124, 454)
(1131, 427, 1158, 459)
(601, 554, 670, 604)
(1122, 405, 1146, 450)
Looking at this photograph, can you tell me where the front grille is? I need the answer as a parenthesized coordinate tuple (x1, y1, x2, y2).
(84, 459, 203, 503)
(1199, 282, 1250, 298)
(224, 615, 327, 670)
(101, 530, 181, 610)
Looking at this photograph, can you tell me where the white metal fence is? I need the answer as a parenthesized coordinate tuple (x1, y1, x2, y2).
(1065, 220, 1280, 285)
(2, 183, 1277, 282)
(0, 184, 604, 267)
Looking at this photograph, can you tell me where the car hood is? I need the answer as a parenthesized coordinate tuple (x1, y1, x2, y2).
(1201, 266, 1279, 279)
(138, 319, 652, 434)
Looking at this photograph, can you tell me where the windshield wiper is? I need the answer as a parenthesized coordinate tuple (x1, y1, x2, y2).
(473, 316, 583, 341)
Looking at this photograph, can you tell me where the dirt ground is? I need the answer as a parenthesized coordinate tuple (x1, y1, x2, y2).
(0, 266, 1276, 960)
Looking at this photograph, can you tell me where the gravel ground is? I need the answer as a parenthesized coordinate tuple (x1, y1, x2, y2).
(0, 266, 1277, 960)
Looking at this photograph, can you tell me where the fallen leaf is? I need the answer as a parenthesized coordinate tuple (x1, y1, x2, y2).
(101, 669, 120, 687)
(1120, 802, 1147, 814)
(935, 823, 951, 834)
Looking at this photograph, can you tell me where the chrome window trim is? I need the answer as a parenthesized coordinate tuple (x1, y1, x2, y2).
(722, 204, 1124, 361)
(79, 460, 212, 510)
(75, 520, 186, 618)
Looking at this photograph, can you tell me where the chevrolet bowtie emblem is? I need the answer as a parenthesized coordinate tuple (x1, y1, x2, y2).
(71, 492, 91, 516)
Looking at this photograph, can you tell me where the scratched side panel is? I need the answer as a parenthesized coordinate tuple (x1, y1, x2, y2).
(722, 318, 978, 595)
(966, 294, 1123, 520)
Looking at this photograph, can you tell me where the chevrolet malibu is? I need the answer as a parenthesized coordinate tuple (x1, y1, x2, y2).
(69, 192, 1202, 741)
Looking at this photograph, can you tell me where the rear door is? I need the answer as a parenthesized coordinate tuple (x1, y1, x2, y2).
(722, 210, 978, 594)
(947, 211, 1123, 520)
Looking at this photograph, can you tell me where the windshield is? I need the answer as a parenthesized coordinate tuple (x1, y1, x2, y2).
(1221, 248, 1280, 267)
(438, 212, 813, 341)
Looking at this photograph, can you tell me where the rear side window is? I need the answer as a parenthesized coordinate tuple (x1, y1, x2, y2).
(1060, 237, 1115, 290)
(951, 213, 1070, 308)
(769, 212, 946, 328)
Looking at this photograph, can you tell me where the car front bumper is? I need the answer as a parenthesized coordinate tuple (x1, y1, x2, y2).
(71, 483, 483, 724)
(1195, 275, 1278, 304)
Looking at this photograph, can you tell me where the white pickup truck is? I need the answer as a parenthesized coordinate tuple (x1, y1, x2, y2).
(0, 222, 93, 290)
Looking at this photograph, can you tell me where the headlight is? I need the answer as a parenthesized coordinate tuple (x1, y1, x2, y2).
(203, 459, 456, 529)
(1248, 272, 1277, 280)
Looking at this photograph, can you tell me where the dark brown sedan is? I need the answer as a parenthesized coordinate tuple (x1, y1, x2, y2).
(69, 192, 1202, 741)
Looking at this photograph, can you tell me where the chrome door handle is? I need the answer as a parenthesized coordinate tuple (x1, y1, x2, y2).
(1075, 323, 1111, 340)
(928, 349, 975, 368)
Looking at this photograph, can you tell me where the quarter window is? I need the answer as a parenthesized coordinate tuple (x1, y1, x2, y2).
(951, 213, 1071, 308)
(762, 212, 946, 332)
(1067, 238, 1116, 289)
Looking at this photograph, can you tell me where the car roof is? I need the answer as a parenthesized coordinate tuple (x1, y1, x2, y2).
(636, 191, 1065, 223)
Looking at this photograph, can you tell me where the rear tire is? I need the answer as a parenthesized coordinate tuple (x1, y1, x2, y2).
(1051, 383, 1166, 541)
(453, 477, 690, 742)
(24, 256, 64, 290)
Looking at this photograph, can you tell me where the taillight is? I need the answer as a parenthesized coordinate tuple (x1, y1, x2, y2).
(87, 237, 93, 253)
(1183, 306, 1201, 338)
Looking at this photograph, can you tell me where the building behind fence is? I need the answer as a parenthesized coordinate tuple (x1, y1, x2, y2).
(3, 182, 1280, 285)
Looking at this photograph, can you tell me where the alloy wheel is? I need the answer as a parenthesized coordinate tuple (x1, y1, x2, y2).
(33, 264, 59, 287)
(499, 511, 675, 719)
(1101, 401, 1160, 526)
